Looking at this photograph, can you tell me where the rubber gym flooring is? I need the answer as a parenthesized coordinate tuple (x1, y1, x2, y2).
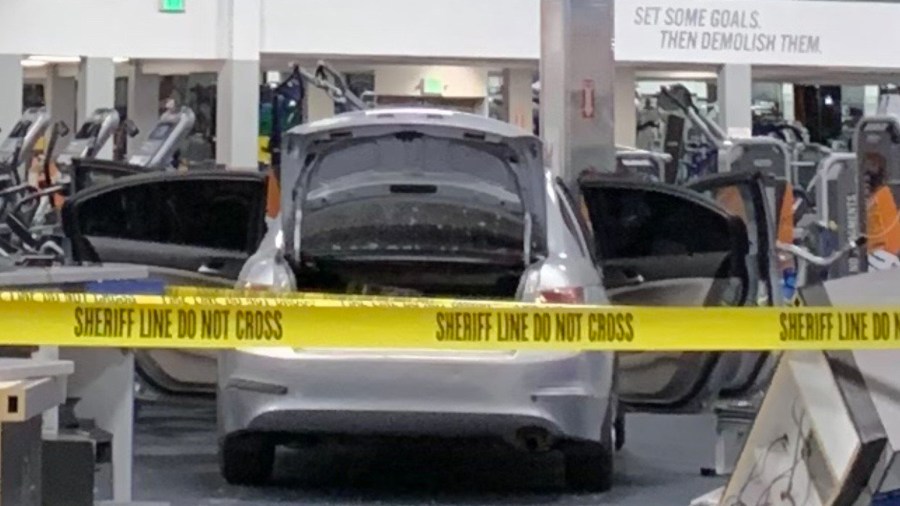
(134, 398, 725, 505)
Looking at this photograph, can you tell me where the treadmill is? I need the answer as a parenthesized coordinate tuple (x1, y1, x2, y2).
(55, 108, 121, 172)
(68, 106, 197, 193)
(0, 108, 51, 185)
(17, 109, 125, 232)
(127, 107, 196, 170)
(3, 107, 196, 255)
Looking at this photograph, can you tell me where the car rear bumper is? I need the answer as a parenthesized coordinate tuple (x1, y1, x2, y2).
(218, 349, 614, 445)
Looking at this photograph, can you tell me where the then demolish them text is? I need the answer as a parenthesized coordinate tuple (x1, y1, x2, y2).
(660, 31, 820, 54)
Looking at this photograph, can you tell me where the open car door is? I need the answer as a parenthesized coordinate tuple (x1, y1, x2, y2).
(62, 170, 269, 396)
(580, 172, 776, 412)
(687, 171, 781, 398)
(62, 170, 268, 281)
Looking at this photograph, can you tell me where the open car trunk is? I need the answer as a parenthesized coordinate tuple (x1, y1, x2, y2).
(282, 112, 548, 301)
(294, 258, 525, 299)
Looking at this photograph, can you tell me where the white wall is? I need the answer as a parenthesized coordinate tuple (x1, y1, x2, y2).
(374, 66, 488, 98)
(1, 0, 540, 62)
(0, 0, 221, 59)
(261, 0, 540, 60)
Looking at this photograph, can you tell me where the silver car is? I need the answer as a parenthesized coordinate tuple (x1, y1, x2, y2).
(216, 109, 777, 491)
(58, 109, 777, 493)
(219, 109, 616, 490)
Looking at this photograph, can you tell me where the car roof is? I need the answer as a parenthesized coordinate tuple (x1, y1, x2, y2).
(286, 107, 536, 140)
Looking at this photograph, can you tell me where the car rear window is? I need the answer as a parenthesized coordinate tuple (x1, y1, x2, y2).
(298, 134, 534, 260)
(302, 199, 525, 260)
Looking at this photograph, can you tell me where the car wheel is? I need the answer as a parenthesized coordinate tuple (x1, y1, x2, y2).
(561, 407, 614, 493)
(220, 433, 275, 486)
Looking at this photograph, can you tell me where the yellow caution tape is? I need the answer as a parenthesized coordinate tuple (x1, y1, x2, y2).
(0, 291, 900, 351)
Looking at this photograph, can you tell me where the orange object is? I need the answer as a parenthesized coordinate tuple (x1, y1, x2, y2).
(775, 186, 797, 272)
(714, 186, 748, 224)
(777, 186, 795, 246)
(867, 185, 900, 255)
(265, 168, 280, 218)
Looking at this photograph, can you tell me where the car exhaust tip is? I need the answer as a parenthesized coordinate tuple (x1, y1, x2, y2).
(515, 427, 552, 453)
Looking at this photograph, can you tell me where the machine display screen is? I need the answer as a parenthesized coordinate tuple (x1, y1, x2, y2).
(148, 123, 175, 141)
(863, 122, 892, 132)
(75, 122, 101, 140)
(8, 120, 32, 138)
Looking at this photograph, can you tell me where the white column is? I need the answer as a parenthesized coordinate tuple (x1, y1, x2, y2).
(306, 87, 334, 122)
(217, 60, 260, 170)
(77, 57, 115, 159)
(127, 62, 160, 154)
(540, 0, 616, 189)
(717, 64, 753, 139)
(502, 68, 534, 133)
(865, 85, 880, 117)
(0, 55, 23, 135)
(614, 67, 637, 147)
(216, 0, 261, 171)
(46, 66, 77, 152)
(781, 83, 796, 123)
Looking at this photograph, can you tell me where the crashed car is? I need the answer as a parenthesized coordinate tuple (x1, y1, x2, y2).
(219, 108, 779, 490)
(221, 108, 617, 491)
(61, 109, 778, 492)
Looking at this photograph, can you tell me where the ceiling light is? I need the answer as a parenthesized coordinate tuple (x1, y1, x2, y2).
(113, 57, 130, 64)
(28, 55, 81, 64)
(21, 60, 48, 68)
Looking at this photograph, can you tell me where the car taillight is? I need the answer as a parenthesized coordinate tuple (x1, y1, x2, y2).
(538, 287, 585, 304)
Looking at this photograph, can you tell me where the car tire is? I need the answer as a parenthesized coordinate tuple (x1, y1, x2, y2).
(220, 433, 275, 486)
(561, 407, 614, 493)
(614, 404, 626, 451)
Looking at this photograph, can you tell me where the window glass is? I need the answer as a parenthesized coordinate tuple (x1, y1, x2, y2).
(78, 180, 259, 252)
(582, 186, 733, 259)
(700, 183, 760, 254)
(298, 135, 531, 261)
(302, 199, 525, 260)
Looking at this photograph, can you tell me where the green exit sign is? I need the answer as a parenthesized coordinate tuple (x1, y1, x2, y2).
(160, 0, 185, 12)
(422, 77, 444, 96)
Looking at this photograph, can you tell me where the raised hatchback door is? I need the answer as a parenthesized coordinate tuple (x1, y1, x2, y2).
(280, 111, 547, 265)
(579, 176, 752, 412)
(62, 170, 268, 281)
